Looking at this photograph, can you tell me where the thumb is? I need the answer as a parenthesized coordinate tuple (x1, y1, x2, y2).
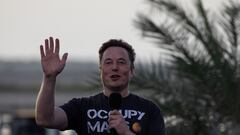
(61, 53, 68, 64)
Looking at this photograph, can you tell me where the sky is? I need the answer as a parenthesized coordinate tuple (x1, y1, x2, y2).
(0, 0, 224, 62)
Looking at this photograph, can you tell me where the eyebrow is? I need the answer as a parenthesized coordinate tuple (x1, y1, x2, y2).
(118, 58, 126, 61)
(104, 58, 112, 61)
(104, 58, 126, 61)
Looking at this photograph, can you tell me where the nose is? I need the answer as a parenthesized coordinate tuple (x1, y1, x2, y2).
(112, 62, 119, 71)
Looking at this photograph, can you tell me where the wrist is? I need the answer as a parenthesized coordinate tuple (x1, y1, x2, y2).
(123, 130, 135, 135)
(43, 74, 57, 81)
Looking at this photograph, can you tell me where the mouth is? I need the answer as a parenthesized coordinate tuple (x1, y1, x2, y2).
(110, 74, 121, 80)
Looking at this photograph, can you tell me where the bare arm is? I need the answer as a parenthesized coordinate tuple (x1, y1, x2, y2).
(35, 37, 68, 130)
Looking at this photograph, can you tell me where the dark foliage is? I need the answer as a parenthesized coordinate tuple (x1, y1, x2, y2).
(134, 0, 240, 134)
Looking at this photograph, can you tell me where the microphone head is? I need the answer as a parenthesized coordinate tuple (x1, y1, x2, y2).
(109, 93, 122, 110)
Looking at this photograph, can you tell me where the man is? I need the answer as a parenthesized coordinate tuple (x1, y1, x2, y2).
(35, 37, 165, 135)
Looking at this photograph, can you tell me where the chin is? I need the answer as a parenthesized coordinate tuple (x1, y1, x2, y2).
(104, 81, 127, 91)
(109, 87, 123, 92)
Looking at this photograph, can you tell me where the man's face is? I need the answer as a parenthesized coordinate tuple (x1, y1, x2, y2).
(100, 47, 134, 92)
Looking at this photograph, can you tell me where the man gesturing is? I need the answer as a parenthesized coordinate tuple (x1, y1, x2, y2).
(35, 37, 165, 135)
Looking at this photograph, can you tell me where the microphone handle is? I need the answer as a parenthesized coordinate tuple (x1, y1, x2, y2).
(110, 128, 118, 135)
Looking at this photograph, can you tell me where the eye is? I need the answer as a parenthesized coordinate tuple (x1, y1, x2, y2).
(104, 60, 112, 65)
(118, 60, 126, 64)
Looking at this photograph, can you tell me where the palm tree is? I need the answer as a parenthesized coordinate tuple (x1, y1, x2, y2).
(133, 0, 240, 134)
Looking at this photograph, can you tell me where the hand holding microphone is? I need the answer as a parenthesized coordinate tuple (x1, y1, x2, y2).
(108, 93, 135, 135)
(108, 93, 122, 135)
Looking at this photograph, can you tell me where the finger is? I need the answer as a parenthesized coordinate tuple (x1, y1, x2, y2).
(40, 45, 45, 58)
(61, 53, 68, 64)
(108, 120, 117, 127)
(45, 39, 50, 54)
(49, 37, 54, 53)
(55, 38, 60, 54)
(108, 116, 114, 121)
(108, 119, 120, 128)
(109, 110, 120, 115)
(50, 37, 54, 52)
(109, 114, 122, 122)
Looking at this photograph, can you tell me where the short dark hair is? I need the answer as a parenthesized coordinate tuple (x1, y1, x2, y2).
(99, 39, 136, 69)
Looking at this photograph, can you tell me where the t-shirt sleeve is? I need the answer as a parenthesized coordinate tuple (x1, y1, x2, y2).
(59, 98, 82, 130)
(148, 102, 166, 135)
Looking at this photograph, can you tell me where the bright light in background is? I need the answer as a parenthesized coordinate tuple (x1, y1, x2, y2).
(0, 0, 159, 62)
(0, 0, 224, 62)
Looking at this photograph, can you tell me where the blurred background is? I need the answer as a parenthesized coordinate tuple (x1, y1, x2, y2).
(1, 0, 240, 135)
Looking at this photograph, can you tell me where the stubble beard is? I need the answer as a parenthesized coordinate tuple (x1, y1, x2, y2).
(102, 79, 129, 92)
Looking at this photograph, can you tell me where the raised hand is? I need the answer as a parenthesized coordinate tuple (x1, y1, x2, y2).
(40, 37, 68, 78)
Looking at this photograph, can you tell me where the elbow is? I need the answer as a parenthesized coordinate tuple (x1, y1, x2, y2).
(35, 114, 52, 128)
(35, 117, 48, 127)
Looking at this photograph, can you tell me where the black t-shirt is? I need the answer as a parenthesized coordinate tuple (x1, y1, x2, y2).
(60, 92, 165, 135)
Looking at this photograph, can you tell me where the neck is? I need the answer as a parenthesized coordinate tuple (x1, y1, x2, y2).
(103, 87, 129, 97)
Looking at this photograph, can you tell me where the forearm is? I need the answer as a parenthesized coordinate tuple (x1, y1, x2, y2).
(35, 75, 56, 126)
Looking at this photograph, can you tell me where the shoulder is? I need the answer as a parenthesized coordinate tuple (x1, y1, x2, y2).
(88, 92, 105, 100)
(129, 93, 163, 114)
(129, 93, 158, 107)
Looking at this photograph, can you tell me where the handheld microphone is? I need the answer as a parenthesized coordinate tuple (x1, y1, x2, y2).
(109, 93, 122, 110)
(109, 93, 122, 135)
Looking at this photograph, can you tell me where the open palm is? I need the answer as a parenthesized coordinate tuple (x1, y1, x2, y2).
(40, 37, 68, 77)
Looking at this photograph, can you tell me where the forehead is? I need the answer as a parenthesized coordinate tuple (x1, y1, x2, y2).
(102, 47, 129, 60)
